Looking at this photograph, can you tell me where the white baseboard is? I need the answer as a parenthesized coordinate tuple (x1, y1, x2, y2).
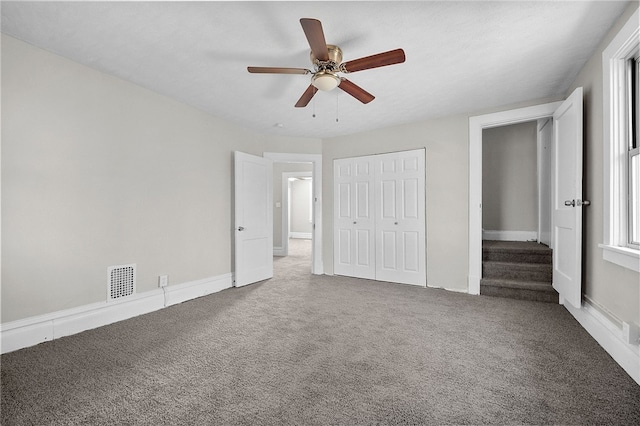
(164, 274, 232, 307)
(562, 299, 640, 386)
(482, 230, 538, 241)
(273, 246, 285, 256)
(290, 232, 312, 239)
(0, 273, 233, 354)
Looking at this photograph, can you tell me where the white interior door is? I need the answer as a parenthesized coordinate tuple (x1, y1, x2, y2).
(552, 87, 583, 308)
(375, 150, 426, 286)
(234, 151, 273, 287)
(334, 156, 375, 279)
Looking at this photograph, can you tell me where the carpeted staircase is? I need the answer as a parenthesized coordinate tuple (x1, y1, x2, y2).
(481, 240, 558, 303)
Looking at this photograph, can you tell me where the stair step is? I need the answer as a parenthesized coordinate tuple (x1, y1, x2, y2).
(480, 278, 558, 303)
(483, 240, 552, 264)
(482, 261, 552, 282)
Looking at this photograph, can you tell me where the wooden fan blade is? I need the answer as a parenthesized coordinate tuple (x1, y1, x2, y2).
(295, 85, 318, 108)
(338, 79, 375, 104)
(300, 18, 329, 61)
(247, 67, 310, 75)
(342, 48, 406, 73)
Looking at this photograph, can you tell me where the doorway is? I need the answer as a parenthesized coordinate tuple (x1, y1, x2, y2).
(468, 101, 562, 295)
(263, 152, 323, 275)
(480, 120, 556, 302)
(482, 120, 540, 243)
(279, 169, 313, 265)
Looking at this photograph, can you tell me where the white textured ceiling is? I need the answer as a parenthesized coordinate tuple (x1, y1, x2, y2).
(0, 1, 631, 139)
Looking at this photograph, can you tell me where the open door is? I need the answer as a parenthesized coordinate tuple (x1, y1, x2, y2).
(552, 87, 584, 308)
(234, 151, 273, 287)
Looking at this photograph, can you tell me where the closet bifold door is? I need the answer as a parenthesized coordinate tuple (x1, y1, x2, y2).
(333, 155, 376, 279)
(374, 149, 426, 286)
(333, 149, 426, 286)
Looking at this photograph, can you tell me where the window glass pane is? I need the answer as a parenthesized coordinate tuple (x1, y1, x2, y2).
(631, 152, 640, 245)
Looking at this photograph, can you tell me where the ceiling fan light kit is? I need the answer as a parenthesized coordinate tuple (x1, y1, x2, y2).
(248, 18, 405, 108)
(311, 71, 340, 91)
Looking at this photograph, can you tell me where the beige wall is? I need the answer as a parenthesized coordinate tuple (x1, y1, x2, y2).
(565, 2, 640, 325)
(290, 179, 313, 235)
(272, 163, 313, 247)
(482, 121, 538, 232)
(1, 35, 321, 322)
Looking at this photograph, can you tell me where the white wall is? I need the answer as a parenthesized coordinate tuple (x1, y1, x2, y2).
(482, 121, 538, 233)
(1, 35, 321, 323)
(564, 1, 640, 326)
(290, 179, 312, 235)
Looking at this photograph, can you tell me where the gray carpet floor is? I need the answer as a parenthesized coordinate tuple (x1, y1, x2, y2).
(1, 238, 639, 425)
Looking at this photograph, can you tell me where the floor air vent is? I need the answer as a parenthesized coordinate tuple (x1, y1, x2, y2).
(107, 264, 136, 301)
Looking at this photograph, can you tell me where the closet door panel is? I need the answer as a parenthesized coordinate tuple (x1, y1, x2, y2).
(333, 160, 353, 277)
(375, 150, 426, 286)
(352, 157, 375, 279)
(333, 156, 375, 279)
(403, 231, 420, 272)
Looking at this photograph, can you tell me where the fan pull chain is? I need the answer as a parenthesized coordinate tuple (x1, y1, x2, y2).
(312, 97, 316, 118)
(336, 92, 339, 123)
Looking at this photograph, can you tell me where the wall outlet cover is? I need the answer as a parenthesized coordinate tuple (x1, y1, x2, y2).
(159, 275, 168, 287)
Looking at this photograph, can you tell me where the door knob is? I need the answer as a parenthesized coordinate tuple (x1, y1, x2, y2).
(577, 199, 591, 206)
(564, 200, 575, 207)
(237, 226, 245, 231)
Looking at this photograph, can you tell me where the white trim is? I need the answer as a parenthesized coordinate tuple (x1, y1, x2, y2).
(273, 246, 285, 256)
(482, 230, 538, 242)
(164, 274, 232, 307)
(562, 299, 640, 386)
(469, 101, 563, 295)
(264, 152, 323, 274)
(602, 8, 640, 271)
(0, 273, 233, 354)
(598, 244, 640, 272)
(290, 232, 312, 239)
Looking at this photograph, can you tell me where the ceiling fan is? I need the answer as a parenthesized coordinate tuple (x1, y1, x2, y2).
(247, 18, 406, 108)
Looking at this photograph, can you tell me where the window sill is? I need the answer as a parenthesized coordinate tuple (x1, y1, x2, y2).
(599, 244, 640, 272)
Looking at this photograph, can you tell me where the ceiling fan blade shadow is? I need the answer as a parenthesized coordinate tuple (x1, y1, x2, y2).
(338, 79, 375, 104)
(342, 49, 405, 73)
(300, 18, 329, 61)
(295, 85, 318, 108)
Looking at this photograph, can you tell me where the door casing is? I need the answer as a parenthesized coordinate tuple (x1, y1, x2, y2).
(468, 101, 562, 295)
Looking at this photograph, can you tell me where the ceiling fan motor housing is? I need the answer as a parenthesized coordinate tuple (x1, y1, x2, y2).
(310, 44, 343, 71)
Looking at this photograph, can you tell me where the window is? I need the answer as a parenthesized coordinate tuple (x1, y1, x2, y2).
(601, 8, 640, 272)
(629, 56, 639, 249)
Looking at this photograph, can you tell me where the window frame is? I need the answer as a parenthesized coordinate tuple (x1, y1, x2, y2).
(628, 57, 639, 249)
(601, 8, 640, 272)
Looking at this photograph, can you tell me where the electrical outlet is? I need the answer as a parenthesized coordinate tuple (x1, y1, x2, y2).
(159, 275, 168, 287)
